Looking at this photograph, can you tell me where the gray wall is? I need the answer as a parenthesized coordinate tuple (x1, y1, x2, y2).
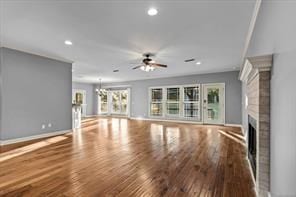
(99, 71, 242, 124)
(0, 48, 72, 140)
(246, 1, 296, 196)
(0, 48, 3, 140)
(72, 82, 96, 116)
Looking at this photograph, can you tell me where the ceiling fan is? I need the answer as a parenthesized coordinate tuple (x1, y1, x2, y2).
(132, 53, 168, 72)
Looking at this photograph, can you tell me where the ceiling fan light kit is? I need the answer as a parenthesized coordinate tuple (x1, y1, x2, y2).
(140, 65, 155, 72)
(132, 53, 167, 72)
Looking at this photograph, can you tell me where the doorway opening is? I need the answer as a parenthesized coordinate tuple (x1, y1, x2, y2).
(72, 89, 87, 117)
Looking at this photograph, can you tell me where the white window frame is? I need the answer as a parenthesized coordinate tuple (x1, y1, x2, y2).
(166, 86, 181, 117)
(148, 84, 202, 121)
(149, 87, 165, 117)
(182, 84, 201, 121)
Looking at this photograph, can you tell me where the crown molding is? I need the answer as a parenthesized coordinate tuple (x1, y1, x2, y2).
(239, 55, 273, 83)
(241, 0, 262, 62)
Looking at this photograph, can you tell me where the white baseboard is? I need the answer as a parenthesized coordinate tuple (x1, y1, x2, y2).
(224, 123, 243, 128)
(0, 129, 72, 146)
(129, 117, 203, 125)
(130, 117, 242, 127)
(84, 114, 99, 118)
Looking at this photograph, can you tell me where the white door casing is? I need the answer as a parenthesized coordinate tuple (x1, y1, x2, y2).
(202, 83, 225, 124)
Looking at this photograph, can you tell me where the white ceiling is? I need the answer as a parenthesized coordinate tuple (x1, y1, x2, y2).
(1, 0, 256, 83)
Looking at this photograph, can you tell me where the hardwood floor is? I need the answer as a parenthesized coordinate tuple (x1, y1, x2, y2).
(0, 117, 256, 197)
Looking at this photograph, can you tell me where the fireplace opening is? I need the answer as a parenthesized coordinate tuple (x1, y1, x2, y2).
(248, 115, 257, 179)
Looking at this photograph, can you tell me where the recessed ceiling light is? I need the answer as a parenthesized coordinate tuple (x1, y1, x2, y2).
(148, 8, 158, 16)
(196, 61, 202, 65)
(64, 40, 73, 45)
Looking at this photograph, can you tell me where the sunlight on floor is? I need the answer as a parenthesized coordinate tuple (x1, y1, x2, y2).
(218, 130, 245, 146)
(0, 136, 68, 162)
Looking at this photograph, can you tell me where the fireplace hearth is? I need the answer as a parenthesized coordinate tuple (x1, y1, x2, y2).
(248, 115, 257, 179)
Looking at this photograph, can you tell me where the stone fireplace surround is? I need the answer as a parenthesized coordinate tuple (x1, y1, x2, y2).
(240, 55, 272, 197)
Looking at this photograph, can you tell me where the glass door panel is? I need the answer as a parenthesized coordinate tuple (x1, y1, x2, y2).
(120, 91, 128, 114)
(203, 84, 224, 124)
(99, 91, 108, 114)
(111, 90, 128, 115)
(112, 91, 121, 114)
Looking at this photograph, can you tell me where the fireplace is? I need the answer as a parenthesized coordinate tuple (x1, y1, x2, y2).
(248, 115, 257, 179)
(240, 55, 271, 196)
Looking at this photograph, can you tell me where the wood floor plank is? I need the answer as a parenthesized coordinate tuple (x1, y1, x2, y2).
(0, 117, 256, 196)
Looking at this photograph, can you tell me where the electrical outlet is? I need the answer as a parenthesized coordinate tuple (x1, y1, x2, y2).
(48, 123, 52, 128)
(42, 124, 46, 129)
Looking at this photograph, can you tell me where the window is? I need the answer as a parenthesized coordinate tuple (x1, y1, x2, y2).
(99, 90, 108, 114)
(183, 86, 200, 120)
(166, 87, 180, 116)
(149, 84, 201, 121)
(150, 88, 163, 116)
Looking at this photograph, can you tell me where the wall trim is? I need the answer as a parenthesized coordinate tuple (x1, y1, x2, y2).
(130, 116, 203, 125)
(130, 116, 242, 128)
(0, 129, 72, 146)
(85, 114, 99, 118)
(240, 0, 262, 66)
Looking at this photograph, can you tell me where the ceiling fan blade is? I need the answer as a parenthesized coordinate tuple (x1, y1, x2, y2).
(132, 65, 142, 70)
(149, 63, 168, 68)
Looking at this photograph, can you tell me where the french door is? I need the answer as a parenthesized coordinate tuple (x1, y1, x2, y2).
(202, 84, 225, 124)
(111, 90, 128, 116)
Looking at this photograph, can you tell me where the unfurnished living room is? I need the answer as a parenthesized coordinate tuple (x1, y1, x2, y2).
(0, 0, 295, 197)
